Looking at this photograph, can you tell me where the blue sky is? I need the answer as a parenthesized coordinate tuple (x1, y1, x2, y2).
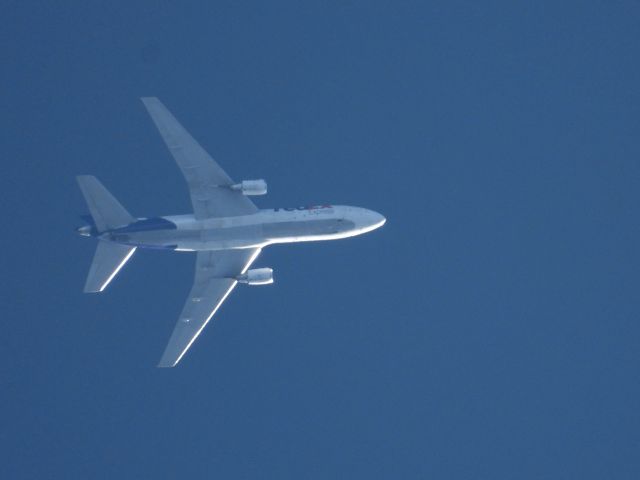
(2, 1, 639, 478)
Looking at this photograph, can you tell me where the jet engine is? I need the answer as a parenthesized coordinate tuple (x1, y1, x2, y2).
(236, 268, 274, 285)
(230, 179, 267, 196)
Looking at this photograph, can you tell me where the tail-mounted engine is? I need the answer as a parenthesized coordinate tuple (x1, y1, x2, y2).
(230, 179, 267, 196)
(236, 268, 274, 285)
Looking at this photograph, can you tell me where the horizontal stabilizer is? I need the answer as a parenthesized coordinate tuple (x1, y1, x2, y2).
(77, 175, 135, 232)
(84, 241, 136, 293)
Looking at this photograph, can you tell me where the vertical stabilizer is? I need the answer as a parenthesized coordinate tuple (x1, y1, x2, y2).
(84, 241, 136, 293)
(76, 175, 135, 232)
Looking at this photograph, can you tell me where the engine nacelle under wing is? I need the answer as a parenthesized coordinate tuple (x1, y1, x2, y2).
(230, 179, 267, 196)
(237, 268, 273, 285)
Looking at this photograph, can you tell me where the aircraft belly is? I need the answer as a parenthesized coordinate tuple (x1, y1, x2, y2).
(263, 219, 347, 239)
(177, 225, 267, 250)
(117, 229, 196, 249)
(116, 218, 354, 250)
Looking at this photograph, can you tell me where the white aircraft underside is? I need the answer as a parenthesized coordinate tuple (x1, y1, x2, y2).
(76, 97, 385, 367)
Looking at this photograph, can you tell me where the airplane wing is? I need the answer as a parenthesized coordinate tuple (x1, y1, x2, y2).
(141, 97, 258, 219)
(157, 248, 261, 367)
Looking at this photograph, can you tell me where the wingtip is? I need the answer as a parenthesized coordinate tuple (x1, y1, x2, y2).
(83, 288, 102, 294)
(83, 279, 104, 294)
(157, 352, 178, 368)
(157, 361, 176, 368)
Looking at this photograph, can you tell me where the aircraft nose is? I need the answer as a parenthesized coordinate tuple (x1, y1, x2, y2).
(368, 211, 386, 229)
(371, 211, 386, 228)
(356, 208, 386, 233)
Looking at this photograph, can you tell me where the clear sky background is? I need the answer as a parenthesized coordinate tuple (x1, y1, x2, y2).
(2, 1, 639, 478)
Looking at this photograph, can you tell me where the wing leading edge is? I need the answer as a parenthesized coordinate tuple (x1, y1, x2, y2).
(158, 248, 261, 367)
(141, 97, 258, 219)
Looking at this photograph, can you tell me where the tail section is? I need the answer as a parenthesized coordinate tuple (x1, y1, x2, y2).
(77, 176, 137, 292)
(84, 241, 136, 293)
(76, 175, 135, 232)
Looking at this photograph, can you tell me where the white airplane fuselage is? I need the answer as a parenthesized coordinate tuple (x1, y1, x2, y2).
(81, 205, 386, 251)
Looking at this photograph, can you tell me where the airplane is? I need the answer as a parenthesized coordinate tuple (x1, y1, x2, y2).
(76, 97, 386, 367)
